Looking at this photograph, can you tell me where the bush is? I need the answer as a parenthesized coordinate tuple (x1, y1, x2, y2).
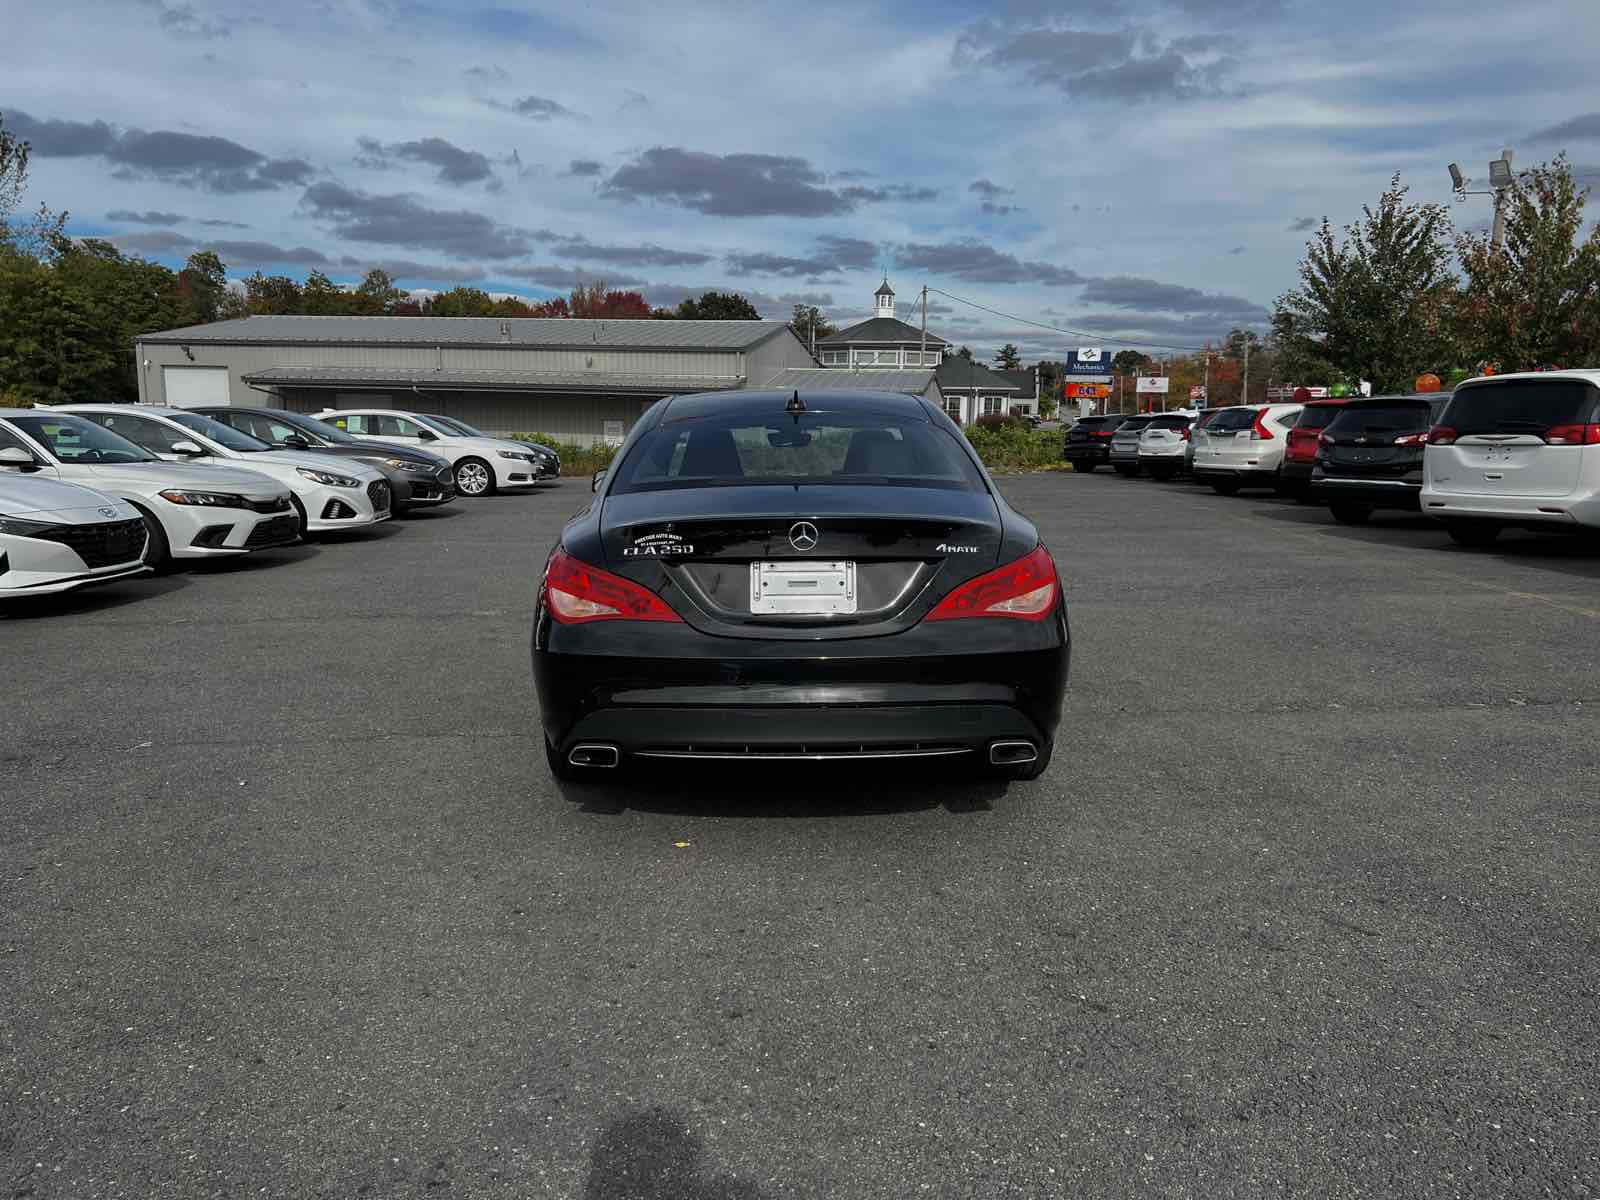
(973, 413, 1029, 431)
(0, 388, 29, 408)
(962, 423, 1060, 472)
(511, 433, 618, 476)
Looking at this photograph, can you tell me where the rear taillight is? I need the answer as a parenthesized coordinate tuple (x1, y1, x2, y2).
(1425, 426, 1457, 445)
(1393, 432, 1428, 447)
(543, 547, 682, 624)
(1545, 423, 1600, 445)
(1093, 430, 1114, 439)
(1249, 411, 1274, 440)
(1181, 427, 1191, 441)
(926, 545, 1057, 622)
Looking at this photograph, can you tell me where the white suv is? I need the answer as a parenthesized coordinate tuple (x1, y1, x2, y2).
(60, 405, 390, 536)
(314, 409, 555, 497)
(1190, 403, 1303, 494)
(1421, 371, 1600, 546)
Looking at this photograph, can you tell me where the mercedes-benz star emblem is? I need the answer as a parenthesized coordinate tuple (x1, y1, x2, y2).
(788, 521, 819, 552)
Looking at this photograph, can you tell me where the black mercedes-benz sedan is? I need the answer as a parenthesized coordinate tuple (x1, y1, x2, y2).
(531, 389, 1070, 783)
(193, 406, 457, 512)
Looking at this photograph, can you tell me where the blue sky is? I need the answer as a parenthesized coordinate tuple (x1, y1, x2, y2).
(7, 0, 1600, 357)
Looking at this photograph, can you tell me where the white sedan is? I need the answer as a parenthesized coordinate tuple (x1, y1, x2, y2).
(59, 405, 391, 535)
(0, 472, 150, 597)
(0, 411, 299, 567)
(313, 408, 556, 497)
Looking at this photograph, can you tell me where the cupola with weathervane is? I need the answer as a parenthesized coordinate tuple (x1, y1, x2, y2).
(874, 277, 895, 320)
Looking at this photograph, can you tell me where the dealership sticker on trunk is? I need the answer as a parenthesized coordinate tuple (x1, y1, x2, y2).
(624, 532, 694, 558)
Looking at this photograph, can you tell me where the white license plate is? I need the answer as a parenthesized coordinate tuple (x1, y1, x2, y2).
(750, 560, 856, 615)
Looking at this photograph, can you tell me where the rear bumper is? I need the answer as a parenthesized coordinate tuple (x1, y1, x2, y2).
(1193, 465, 1278, 483)
(1280, 460, 1314, 489)
(532, 613, 1070, 759)
(1419, 487, 1598, 526)
(1310, 476, 1421, 509)
(1064, 444, 1110, 463)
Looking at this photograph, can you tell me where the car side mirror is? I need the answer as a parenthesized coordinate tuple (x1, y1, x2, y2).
(0, 446, 37, 469)
(417, 428, 438, 441)
(279, 434, 310, 450)
(591, 469, 606, 493)
(170, 440, 205, 456)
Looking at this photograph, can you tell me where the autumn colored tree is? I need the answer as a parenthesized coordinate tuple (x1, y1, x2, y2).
(244, 272, 305, 315)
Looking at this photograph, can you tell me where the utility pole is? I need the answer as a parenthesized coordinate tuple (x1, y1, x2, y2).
(1242, 340, 1251, 404)
(1491, 147, 1514, 251)
(919, 286, 928, 362)
(1203, 353, 1210, 409)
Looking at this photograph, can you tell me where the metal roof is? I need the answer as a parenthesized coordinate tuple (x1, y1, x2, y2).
(139, 315, 795, 352)
(818, 317, 948, 347)
(935, 360, 1019, 391)
(875, 278, 895, 296)
(242, 365, 742, 393)
(762, 368, 936, 394)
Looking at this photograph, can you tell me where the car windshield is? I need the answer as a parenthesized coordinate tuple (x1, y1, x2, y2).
(609, 411, 986, 494)
(1294, 405, 1344, 430)
(285, 414, 361, 444)
(1204, 408, 1257, 432)
(167, 411, 272, 452)
(424, 414, 486, 437)
(1440, 380, 1599, 437)
(1327, 403, 1432, 436)
(6, 414, 158, 464)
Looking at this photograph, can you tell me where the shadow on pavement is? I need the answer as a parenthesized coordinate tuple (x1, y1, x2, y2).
(0, 573, 189, 620)
(583, 1108, 771, 1200)
(563, 759, 1009, 818)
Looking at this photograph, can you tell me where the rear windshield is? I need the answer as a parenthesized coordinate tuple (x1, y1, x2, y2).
(1117, 417, 1155, 432)
(608, 412, 986, 494)
(1073, 417, 1112, 430)
(1146, 415, 1191, 430)
(1293, 405, 1344, 431)
(1204, 408, 1258, 432)
(1441, 380, 1600, 436)
(1327, 403, 1433, 436)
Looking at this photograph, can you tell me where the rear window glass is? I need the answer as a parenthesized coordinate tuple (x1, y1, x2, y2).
(608, 412, 986, 494)
(1327, 404, 1432, 435)
(1073, 417, 1111, 430)
(1441, 381, 1599, 436)
(1146, 415, 1191, 430)
(1293, 405, 1344, 430)
(1204, 408, 1258, 432)
(1117, 417, 1155, 432)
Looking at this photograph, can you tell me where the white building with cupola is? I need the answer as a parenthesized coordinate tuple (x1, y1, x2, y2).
(815, 279, 948, 369)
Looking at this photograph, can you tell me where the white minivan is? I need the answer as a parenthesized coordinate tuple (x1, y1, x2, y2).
(1421, 371, 1600, 546)
(1190, 403, 1304, 494)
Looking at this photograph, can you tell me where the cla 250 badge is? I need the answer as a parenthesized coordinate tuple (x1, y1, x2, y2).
(623, 532, 694, 558)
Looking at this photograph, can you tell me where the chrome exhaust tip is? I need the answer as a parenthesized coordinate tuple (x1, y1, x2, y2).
(989, 740, 1038, 766)
(568, 743, 620, 768)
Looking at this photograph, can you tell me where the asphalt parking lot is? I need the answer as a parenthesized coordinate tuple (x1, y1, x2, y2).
(4, 474, 1598, 1199)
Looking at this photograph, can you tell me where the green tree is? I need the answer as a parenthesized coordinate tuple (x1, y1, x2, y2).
(789, 303, 837, 351)
(1453, 156, 1600, 371)
(353, 268, 409, 315)
(676, 290, 761, 320)
(243, 272, 304, 315)
(1111, 349, 1148, 374)
(1275, 175, 1454, 392)
(1, 110, 27, 234)
(175, 250, 234, 324)
(993, 343, 1022, 369)
(423, 286, 495, 316)
(954, 345, 974, 361)
(300, 270, 349, 315)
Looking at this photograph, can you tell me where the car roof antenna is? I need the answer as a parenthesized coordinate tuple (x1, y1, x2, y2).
(786, 389, 805, 418)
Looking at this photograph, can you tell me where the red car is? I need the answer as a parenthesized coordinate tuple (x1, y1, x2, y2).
(1282, 399, 1351, 498)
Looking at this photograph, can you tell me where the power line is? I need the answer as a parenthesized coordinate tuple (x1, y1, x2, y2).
(924, 286, 1221, 353)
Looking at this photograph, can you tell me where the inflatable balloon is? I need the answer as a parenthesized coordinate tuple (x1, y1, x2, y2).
(1414, 373, 1441, 393)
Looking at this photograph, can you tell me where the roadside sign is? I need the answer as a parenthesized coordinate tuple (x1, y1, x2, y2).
(1190, 385, 1207, 402)
(1066, 383, 1111, 399)
(1065, 349, 1110, 376)
(1136, 376, 1170, 394)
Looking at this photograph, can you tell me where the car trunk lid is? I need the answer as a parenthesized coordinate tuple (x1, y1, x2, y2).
(1426, 379, 1598, 498)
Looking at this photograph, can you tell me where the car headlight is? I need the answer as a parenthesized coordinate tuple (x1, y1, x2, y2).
(497, 449, 531, 460)
(381, 457, 435, 474)
(0, 515, 57, 536)
(158, 489, 249, 507)
(296, 467, 362, 488)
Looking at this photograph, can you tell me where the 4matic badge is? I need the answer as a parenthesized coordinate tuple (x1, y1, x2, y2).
(623, 532, 694, 558)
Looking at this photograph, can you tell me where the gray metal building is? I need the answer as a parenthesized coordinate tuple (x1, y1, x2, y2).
(134, 315, 816, 445)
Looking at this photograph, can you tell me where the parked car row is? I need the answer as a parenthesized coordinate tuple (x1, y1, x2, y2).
(1065, 369, 1600, 547)
(0, 405, 560, 599)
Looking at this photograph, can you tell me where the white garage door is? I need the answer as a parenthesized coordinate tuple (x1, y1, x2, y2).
(161, 366, 230, 408)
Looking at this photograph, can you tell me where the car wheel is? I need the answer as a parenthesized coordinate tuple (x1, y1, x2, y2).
(1447, 520, 1502, 547)
(1073, 460, 1095, 473)
(289, 494, 308, 538)
(1330, 504, 1372, 525)
(455, 457, 495, 497)
(996, 738, 1053, 782)
(1210, 479, 1240, 496)
(128, 501, 172, 571)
